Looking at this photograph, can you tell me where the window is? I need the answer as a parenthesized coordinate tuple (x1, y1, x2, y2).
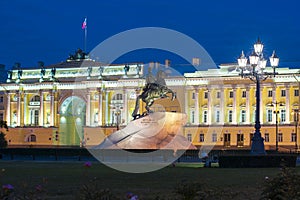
(112, 93, 123, 100)
(278, 133, 283, 142)
(228, 110, 233, 123)
(192, 92, 195, 99)
(291, 133, 296, 142)
(241, 110, 246, 123)
(199, 134, 204, 142)
(242, 91, 246, 98)
(229, 91, 233, 98)
(0, 113, 3, 121)
(216, 91, 220, 98)
(268, 90, 272, 97)
(187, 133, 192, 142)
(212, 133, 217, 142)
(204, 92, 208, 99)
(0, 96, 3, 103)
(265, 133, 270, 142)
(267, 110, 273, 122)
(280, 110, 286, 122)
(203, 110, 207, 123)
(27, 134, 36, 142)
(30, 109, 39, 126)
(31, 95, 40, 102)
(216, 110, 220, 123)
(295, 89, 299, 97)
(281, 90, 286, 97)
(191, 111, 195, 123)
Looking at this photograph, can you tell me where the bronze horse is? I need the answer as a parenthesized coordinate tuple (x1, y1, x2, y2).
(132, 83, 176, 120)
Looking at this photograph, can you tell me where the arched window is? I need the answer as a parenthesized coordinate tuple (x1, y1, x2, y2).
(27, 134, 36, 142)
(31, 95, 40, 102)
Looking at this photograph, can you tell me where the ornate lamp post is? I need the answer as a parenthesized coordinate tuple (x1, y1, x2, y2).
(294, 109, 299, 150)
(238, 38, 279, 155)
(272, 101, 282, 152)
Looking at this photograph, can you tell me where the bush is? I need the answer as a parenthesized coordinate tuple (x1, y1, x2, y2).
(0, 120, 8, 148)
(261, 166, 300, 200)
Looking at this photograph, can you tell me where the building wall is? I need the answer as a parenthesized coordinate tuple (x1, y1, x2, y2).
(1, 61, 300, 151)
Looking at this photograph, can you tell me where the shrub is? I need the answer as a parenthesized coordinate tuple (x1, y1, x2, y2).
(261, 166, 300, 200)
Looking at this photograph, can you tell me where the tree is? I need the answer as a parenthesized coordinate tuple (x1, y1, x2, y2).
(261, 166, 300, 200)
(0, 120, 8, 148)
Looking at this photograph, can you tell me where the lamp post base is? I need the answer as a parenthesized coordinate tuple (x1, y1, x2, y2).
(251, 133, 266, 155)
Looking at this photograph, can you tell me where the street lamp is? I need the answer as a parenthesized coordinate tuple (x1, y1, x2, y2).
(271, 101, 282, 152)
(294, 109, 299, 150)
(238, 38, 279, 155)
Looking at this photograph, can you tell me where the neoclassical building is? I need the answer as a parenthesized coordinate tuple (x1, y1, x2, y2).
(1, 49, 300, 151)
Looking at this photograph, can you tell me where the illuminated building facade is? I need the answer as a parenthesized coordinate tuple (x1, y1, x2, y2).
(0, 49, 300, 151)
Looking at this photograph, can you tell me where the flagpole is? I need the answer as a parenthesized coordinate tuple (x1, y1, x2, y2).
(84, 17, 87, 52)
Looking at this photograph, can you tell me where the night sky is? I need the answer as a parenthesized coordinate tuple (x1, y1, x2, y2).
(0, 0, 299, 70)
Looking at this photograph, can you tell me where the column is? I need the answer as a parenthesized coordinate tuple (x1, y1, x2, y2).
(260, 86, 263, 124)
(105, 90, 109, 125)
(98, 89, 103, 126)
(184, 90, 188, 115)
(272, 85, 277, 124)
(246, 86, 250, 124)
(6, 93, 11, 126)
(54, 91, 58, 127)
(17, 91, 21, 126)
(39, 90, 44, 126)
(194, 88, 199, 125)
(23, 93, 27, 126)
(86, 90, 91, 126)
(232, 87, 237, 124)
(220, 87, 225, 124)
(123, 88, 128, 125)
(207, 88, 212, 124)
(286, 85, 290, 123)
(50, 91, 54, 126)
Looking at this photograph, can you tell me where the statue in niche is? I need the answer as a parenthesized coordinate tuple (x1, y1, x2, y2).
(7, 70, 12, 80)
(132, 68, 175, 120)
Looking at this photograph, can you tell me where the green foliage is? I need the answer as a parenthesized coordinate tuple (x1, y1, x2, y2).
(78, 179, 119, 200)
(174, 180, 207, 200)
(261, 167, 300, 200)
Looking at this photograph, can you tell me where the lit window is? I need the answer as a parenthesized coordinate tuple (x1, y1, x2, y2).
(267, 110, 273, 122)
(112, 94, 123, 100)
(212, 133, 217, 142)
(268, 90, 272, 97)
(295, 90, 299, 97)
(192, 92, 195, 99)
(203, 110, 207, 123)
(281, 90, 286, 97)
(241, 110, 246, 123)
(204, 92, 208, 99)
(228, 110, 233, 123)
(280, 110, 286, 122)
(278, 133, 283, 142)
(242, 91, 246, 98)
(191, 111, 195, 124)
(199, 134, 204, 142)
(187, 133, 192, 142)
(291, 133, 296, 142)
(265, 133, 270, 142)
(216, 110, 220, 123)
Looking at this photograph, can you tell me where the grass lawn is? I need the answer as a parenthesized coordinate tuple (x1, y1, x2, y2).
(0, 161, 296, 199)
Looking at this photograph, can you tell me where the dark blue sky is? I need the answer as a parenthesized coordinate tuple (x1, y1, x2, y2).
(0, 0, 299, 70)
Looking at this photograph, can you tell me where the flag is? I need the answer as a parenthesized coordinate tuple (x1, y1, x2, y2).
(82, 17, 87, 29)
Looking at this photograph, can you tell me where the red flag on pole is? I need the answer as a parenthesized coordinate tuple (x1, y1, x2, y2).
(82, 17, 87, 29)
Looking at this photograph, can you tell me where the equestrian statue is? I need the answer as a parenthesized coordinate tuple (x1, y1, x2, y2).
(132, 69, 176, 120)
